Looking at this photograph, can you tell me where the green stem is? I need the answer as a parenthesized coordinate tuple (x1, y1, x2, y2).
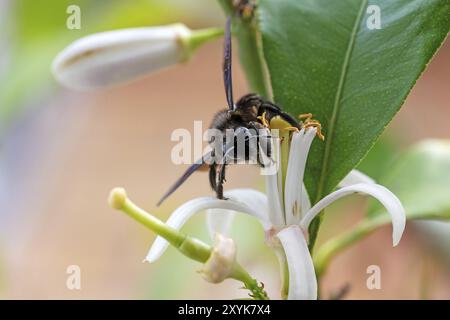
(308, 211, 324, 253)
(187, 28, 224, 52)
(235, 24, 271, 98)
(109, 188, 269, 299)
(217, 0, 271, 98)
(231, 263, 270, 300)
(279, 129, 291, 224)
(314, 209, 443, 280)
(121, 194, 212, 263)
(314, 216, 388, 278)
(276, 249, 289, 299)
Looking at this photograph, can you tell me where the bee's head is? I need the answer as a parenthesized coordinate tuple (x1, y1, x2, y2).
(235, 93, 263, 108)
(231, 93, 263, 119)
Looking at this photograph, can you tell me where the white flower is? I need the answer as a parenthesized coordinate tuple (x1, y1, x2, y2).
(52, 24, 220, 90)
(145, 128, 406, 300)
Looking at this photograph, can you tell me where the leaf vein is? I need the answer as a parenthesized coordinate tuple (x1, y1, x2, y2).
(315, 0, 368, 201)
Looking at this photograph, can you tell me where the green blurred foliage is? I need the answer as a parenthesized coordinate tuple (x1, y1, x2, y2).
(369, 140, 450, 221)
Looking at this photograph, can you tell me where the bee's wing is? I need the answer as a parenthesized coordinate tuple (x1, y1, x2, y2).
(156, 152, 212, 206)
(223, 17, 235, 111)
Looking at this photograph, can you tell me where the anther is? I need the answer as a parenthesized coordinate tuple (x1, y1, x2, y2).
(257, 111, 270, 127)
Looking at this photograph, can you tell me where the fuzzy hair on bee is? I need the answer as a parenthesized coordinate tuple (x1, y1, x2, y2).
(157, 17, 302, 206)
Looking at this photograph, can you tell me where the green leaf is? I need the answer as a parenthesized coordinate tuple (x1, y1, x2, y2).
(258, 0, 450, 204)
(369, 140, 450, 220)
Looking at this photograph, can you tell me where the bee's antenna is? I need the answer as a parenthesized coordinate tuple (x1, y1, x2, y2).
(223, 16, 235, 111)
(156, 162, 203, 206)
(156, 152, 212, 206)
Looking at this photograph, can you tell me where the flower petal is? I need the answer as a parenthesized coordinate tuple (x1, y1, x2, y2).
(276, 226, 317, 300)
(264, 136, 285, 226)
(300, 183, 406, 246)
(52, 24, 191, 90)
(284, 128, 316, 224)
(339, 169, 375, 187)
(206, 209, 235, 240)
(146, 190, 270, 263)
(300, 183, 312, 217)
(206, 188, 270, 239)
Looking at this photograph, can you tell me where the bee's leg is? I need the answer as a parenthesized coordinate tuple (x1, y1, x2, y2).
(247, 121, 273, 168)
(209, 163, 228, 200)
(215, 164, 227, 200)
(209, 163, 217, 192)
(249, 121, 264, 131)
(244, 121, 266, 165)
(262, 105, 301, 129)
(298, 114, 325, 140)
(278, 111, 302, 129)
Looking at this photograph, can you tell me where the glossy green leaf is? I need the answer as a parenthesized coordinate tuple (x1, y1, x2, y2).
(258, 0, 450, 205)
(369, 140, 450, 220)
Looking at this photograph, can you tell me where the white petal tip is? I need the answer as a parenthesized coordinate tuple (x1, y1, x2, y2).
(144, 255, 158, 264)
(392, 220, 406, 247)
(144, 249, 161, 264)
(145, 241, 166, 264)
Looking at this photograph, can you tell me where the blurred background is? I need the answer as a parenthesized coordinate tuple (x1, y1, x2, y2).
(0, 0, 449, 299)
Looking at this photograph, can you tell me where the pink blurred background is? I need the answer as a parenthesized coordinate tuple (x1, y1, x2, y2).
(0, 0, 449, 299)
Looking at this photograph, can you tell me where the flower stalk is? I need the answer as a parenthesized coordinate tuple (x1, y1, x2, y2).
(109, 187, 211, 262)
(108, 187, 269, 299)
(186, 28, 224, 53)
(313, 214, 394, 278)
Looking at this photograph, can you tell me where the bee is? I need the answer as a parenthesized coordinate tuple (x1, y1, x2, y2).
(157, 17, 316, 206)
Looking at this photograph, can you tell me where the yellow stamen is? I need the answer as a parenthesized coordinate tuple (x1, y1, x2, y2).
(304, 123, 325, 141)
(257, 111, 269, 127)
(300, 113, 325, 141)
(283, 126, 300, 132)
(298, 113, 312, 120)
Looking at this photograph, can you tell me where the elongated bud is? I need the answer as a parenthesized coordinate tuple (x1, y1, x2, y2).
(200, 233, 237, 283)
(52, 24, 222, 90)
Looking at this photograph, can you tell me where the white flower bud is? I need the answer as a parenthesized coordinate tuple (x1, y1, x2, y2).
(200, 233, 236, 283)
(52, 24, 192, 91)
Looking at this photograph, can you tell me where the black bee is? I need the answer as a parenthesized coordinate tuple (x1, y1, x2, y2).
(157, 17, 302, 206)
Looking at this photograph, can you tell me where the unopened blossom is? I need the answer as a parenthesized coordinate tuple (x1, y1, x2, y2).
(52, 24, 222, 90)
